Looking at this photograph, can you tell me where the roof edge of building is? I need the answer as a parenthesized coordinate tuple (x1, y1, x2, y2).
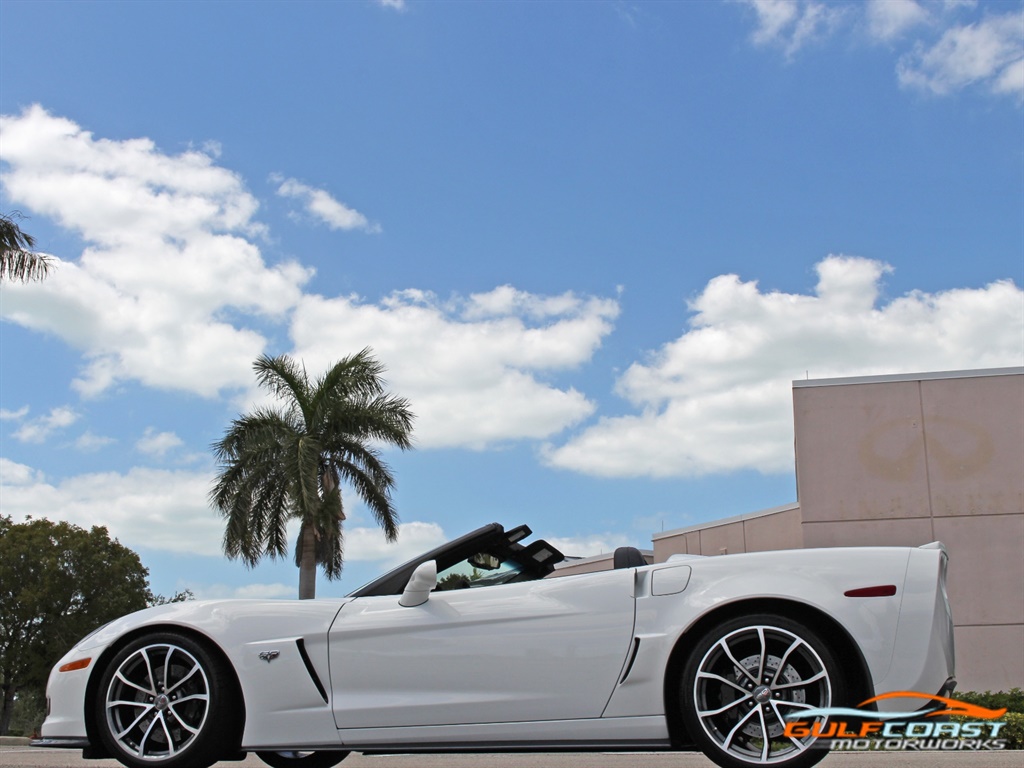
(653, 501, 800, 541)
(792, 366, 1023, 389)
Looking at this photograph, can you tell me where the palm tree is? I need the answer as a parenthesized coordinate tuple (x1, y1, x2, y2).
(0, 212, 52, 282)
(211, 349, 414, 599)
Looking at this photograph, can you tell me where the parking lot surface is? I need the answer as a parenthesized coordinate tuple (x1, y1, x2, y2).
(2, 744, 1022, 768)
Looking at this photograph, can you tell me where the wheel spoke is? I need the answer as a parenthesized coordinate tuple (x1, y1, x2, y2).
(770, 700, 811, 753)
(171, 691, 209, 706)
(696, 670, 751, 695)
(162, 648, 171, 693)
(722, 705, 759, 750)
(108, 699, 152, 710)
(757, 707, 770, 762)
(770, 637, 802, 686)
(140, 648, 158, 697)
(773, 669, 827, 689)
(168, 703, 202, 735)
(113, 706, 154, 741)
(698, 691, 753, 718)
(717, 638, 758, 686)
(163, 651, 201, 696)
(164, 657, 201, 696)
(755, 627, 767, 683)
(159, 713, 177, 754)
(114, 669, 155, 698)
(774, 699, 818, 711)
(137, 714, 160, 756)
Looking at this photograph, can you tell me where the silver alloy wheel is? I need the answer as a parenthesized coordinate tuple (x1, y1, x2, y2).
(692, 624, 832, 765)
(104, 642, 211, 761)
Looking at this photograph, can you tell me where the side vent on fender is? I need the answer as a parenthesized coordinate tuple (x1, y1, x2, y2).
(619, 638, 641, 684)
(295, 638, 328, 704)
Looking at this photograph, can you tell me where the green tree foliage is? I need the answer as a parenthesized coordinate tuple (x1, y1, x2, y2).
(0, 515, 152, 736)
(0, 212, 52, 282)
(211, 348, 415, 600)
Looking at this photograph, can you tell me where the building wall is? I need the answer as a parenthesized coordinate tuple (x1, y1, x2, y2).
(552, 550, 653, 578)
(793, 369, 1024, 692)
(652, 503, 802, 560)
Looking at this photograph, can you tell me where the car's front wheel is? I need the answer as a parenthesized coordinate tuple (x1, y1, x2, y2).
(679, 613, 844, 768)
(256, 751, 350, 768)
(94, 632, 239, 768)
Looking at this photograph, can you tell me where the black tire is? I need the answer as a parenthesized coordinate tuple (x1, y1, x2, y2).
(94, 632, 240, 768)
(679, 613, 845, 768)
(256, 751, 350, 768)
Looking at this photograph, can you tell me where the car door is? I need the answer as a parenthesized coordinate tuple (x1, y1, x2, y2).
(328, 567, 636, 729)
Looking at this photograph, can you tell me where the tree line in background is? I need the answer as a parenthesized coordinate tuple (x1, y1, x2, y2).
(0, 516, 190, 736)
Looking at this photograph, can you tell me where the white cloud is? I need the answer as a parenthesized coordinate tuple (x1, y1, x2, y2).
(866, 0, 930, 41)
(0, 465, 222, 554)
(897, 11, 1024, 98)
(738, 1, 1024, 101)
(0, 406, 29, 420)
(544, 255, 1024, 479)
(343, 521, 448, 564)
(289, 286, 619, 449)
(0, 460, 449, 564)
(274, 176, 380, 233)
(0, 106, 312, 399)
(742, 0, 847, 57)
(136, 428, 185, 457)
(0, 457, 45, 485)
(75, 431, 117, 451)
(185, 582, 297, 600)
(377, 0, 406, 10)
(12, 405, 79, 443)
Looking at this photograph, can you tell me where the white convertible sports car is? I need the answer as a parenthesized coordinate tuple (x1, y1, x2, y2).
(36, 522, 955, 768)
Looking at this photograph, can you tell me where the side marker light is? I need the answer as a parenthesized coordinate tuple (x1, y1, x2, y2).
(844, 585, 897, 598)
(59, 658, 92, 672)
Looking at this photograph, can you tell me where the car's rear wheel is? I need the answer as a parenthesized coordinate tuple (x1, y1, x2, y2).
(256, 751, 350, 768)
(679, 613, 844, 768)
(95, 632, 239, 768)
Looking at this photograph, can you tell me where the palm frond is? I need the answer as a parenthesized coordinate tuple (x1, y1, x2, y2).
(254, 355, 311, 421)
(0, 212, 52, 283)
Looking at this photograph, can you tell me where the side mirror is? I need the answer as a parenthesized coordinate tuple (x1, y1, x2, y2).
(399, 560, 437, 607)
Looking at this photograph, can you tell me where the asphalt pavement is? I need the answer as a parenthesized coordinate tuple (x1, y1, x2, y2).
(1, 742, 1021, 768)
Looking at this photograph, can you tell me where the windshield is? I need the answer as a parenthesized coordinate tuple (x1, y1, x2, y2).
(436, 557, 525, 590)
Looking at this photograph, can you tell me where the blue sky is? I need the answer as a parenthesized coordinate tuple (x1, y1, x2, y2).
(1, 0, 1022, 599)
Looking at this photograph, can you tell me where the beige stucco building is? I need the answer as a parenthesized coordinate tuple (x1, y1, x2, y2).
(570, 367, 1024, 693)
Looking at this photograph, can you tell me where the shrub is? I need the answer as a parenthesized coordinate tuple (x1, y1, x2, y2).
(999, 712, 1024, 750)
(953, 688, 1024, 714)
(950, 689, 1024, 749)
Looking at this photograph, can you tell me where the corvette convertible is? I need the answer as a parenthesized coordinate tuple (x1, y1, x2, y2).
(36, 522, 955, 768)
